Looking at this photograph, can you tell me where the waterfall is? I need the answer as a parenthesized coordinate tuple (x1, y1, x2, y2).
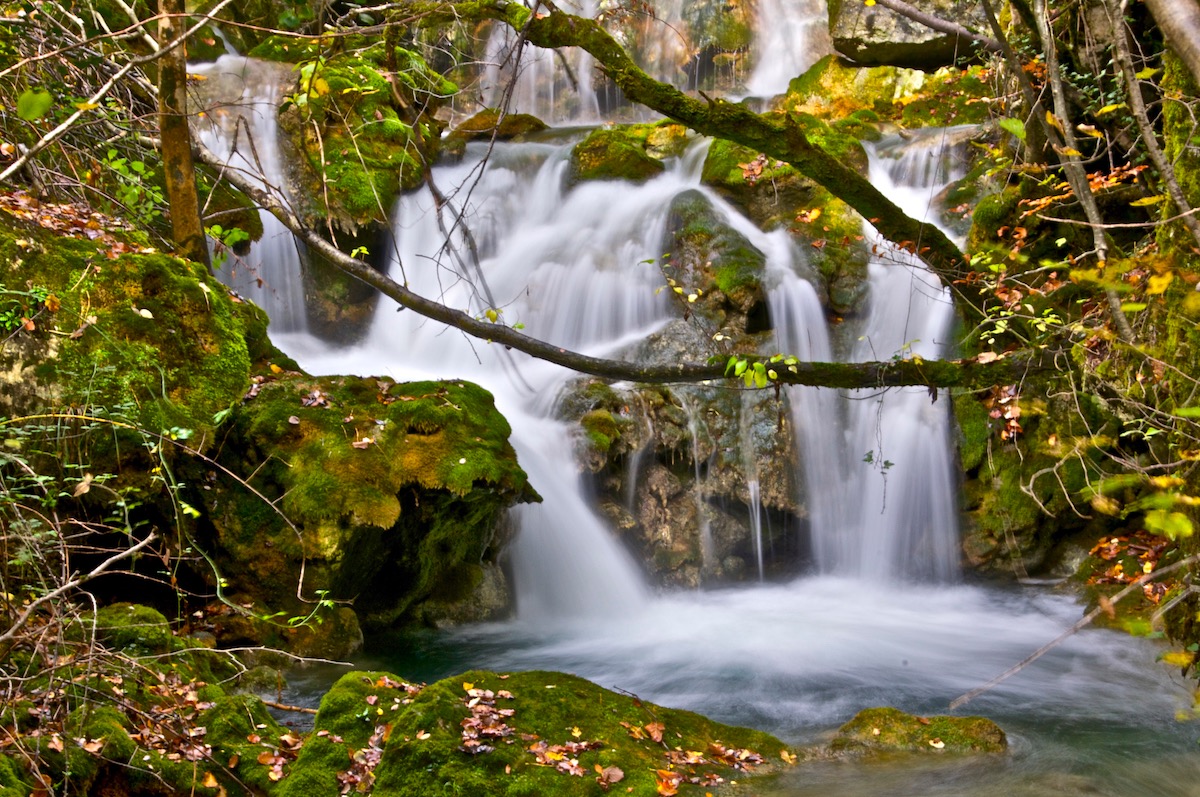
(191, 56, 308, 333)
(788, 128, 965, 582)
(745, 0, 832, 97)
(276, 139, 731, 621)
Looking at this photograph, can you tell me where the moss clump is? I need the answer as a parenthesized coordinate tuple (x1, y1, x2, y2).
(0, 204, 251, 446)
(207, 376, 538, 632)
(283, 670, 795, 797)
(94, 603, 173, 654)
(831, 707, 1006, 754)
(783, 55, 907, 119)
(568, 126, 666, 185)
(279, 42, 456, 232)
(898, 66, 994, 127)
(447, 109, 549, 145)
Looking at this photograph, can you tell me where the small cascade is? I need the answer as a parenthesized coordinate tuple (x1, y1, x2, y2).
(191, 56, 308, 333)
(280, 139, 733, 620)
(744, 0, 832, 97)
(679, 395, 716, 573)
(482, 0, 600, 123)
(794, 129, 966, 582)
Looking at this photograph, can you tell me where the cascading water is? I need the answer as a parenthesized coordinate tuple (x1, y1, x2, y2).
(744, 0, 832, 97)
(206, 20, 1197, 793)
(191, 56, 308, 333)
(795, 128, 964, 582)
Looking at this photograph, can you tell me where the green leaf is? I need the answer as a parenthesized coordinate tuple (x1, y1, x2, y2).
(1172, 406, 1200, 418)
(1120, 302, 1146, 313)
(16, 89, 53, 121)
(734, 359, 748, 377)
(998, 117, 1026, 142)
(1144, 509, 1193, 541)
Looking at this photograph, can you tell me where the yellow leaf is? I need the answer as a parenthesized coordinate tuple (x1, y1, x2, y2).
(1076, 124, 1104, 138)
(1045, 110, 1064, 134)
(463, 682, 474, 691)
(1135, 66, 1161, 80)
(269, 363, 283, 374)
(485, 308, 499, 322)
(312, 77, 330, 96)
(1130, 195, 1166, 207)
(571, 726, 582, 738)
(864, 0, 876, 5)
(74, 101, 100, 111)
(1053, 146, 1082, 157)
(1096, 103, 1126, 116)
(1147, 272, 1174, 295)
(1162, 650, 1195, 668)
(202, 772, 220, 788)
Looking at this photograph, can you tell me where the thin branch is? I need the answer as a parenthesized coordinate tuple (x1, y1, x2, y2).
(0, 533, 159, 651)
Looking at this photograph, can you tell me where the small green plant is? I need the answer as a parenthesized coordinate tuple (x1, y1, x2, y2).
(103, 148, 166, 227)
(205, 224, 250, 270)
(0, 283, 54, 335)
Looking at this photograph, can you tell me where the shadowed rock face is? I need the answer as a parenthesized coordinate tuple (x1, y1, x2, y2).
(830, 0, 988, 70)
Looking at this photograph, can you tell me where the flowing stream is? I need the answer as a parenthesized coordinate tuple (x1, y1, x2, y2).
(201, 8, 1200, 792)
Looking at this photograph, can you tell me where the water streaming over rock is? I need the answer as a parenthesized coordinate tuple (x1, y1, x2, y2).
(201, 24, 1194, 793)
(191, 56, 308, 333)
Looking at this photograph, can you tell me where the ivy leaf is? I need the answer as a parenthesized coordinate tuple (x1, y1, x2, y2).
(16, 89, 53, 121)
(997, 117, 1026, 142)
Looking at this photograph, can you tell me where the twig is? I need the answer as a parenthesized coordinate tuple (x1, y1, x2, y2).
(261, 699, 318, 715)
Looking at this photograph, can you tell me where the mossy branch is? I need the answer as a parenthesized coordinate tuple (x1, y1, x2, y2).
(195, 140, 1052, 391)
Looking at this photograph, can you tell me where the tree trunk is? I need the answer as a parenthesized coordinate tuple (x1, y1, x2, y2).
(158, 0, 210, 269)
(1143, 0, 1200, 88)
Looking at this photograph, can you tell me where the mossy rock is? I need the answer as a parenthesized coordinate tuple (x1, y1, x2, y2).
(0, 202, 252, 447)
(278, 42, 456, 232)
(0, 754, 29, 795)
(568, 126, 666, 185)
(282, 669, 796, 797)
(206, 375, 538, 634)
(831, 707, 1006, 754)
(664, 188, 767, 321)
(94, 603, 174, 654)
(783, 55, 909, 120)
(448, 109, 549, 143)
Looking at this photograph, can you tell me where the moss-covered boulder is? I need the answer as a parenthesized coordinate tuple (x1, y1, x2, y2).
(275, 41, 456, 233)
(281, 670, 797, 797)
(831, 707, 1006, 754)
(448, 109, 549, 144)
(205, 374, 538, 636)
(663, 188, 768, 323)
(94, 603, 174, 654)
(568, 126, 667, 185)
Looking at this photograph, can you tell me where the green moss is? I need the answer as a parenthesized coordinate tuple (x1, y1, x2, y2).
(208, 376, 537, 632)
(94, 603, 173, 654)
(279, 42, 456, 230)
(898, 66, 994, 127)
(0, 755, 29, 795)
(0, 210, 252, 446)
(283, 670, 794, 797)
(568, 127, 665, 184)
(831, 707, 1006, 754)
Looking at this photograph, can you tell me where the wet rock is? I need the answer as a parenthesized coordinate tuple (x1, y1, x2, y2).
(831, 707, 1007, 754)
(829, 0, 990, 69)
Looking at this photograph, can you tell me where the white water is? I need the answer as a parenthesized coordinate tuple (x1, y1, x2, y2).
(203, 24, 1199, 793)
(745, 0, 832, 97)
(192, 56, 308, 333)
